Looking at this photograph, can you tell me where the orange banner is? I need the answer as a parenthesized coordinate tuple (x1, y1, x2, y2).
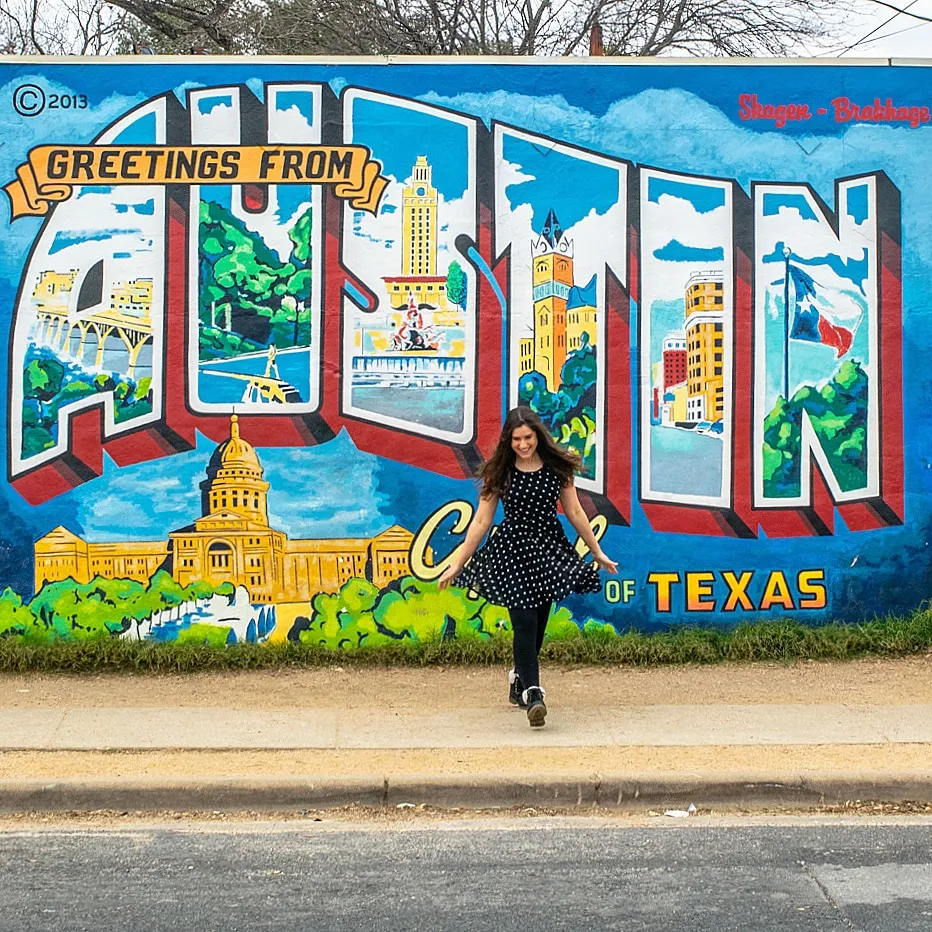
(4, 144, 388, 218)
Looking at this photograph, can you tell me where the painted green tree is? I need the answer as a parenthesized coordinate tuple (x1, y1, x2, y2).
(0, 573, 234, 642)
(446, 260, 467, 309)
(518, 334, 598, 478)
(198, 199, 313, 360)
(22, 352, 152, 458)
(762, 359, 868, 498)
(0, 587, 33, 639)
(290, 576, 614, 651)
(294, 576, 511, 650)
(276, 207, 314, 347)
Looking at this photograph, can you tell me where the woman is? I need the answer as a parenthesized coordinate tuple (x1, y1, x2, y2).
(439, 406, 618, 727)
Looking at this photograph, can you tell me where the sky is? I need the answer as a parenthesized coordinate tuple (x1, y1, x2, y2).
(808, 1, 932, 57)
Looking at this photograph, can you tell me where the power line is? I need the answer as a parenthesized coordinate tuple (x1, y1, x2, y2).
(861, 0, 932, 24)
(820, 15, 932, 55)
(836, 0, 922, 55)
(861, 17, 932, 44)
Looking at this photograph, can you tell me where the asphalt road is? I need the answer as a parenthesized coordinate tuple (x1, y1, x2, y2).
(3, 818, 932, 931)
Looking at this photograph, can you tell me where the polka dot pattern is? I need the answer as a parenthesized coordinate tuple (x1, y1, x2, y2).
(455, 464, 603, 609)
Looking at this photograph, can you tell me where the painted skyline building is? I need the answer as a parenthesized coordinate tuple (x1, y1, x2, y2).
(662, 333, 687, 391)
(34, 416, 418, 603)
(684, 272, 725, 423)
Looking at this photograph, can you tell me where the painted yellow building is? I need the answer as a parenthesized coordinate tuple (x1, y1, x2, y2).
(519, 337, 534, 374)
(109, 278, 153, 318)
(34, 417, 421, 603)
(684, 272, 725, 423)
(382, 155, 454, 316)
(403, 156, 437, 277)
(566, 275, 598, 353)
(31, 270, 78, 311)
(531, 209, 572, 391)
(529, 209, 597, 391)
(383, 276, 449, 314)
(662, 382, 689, 425)
(35, 528, 168, 587)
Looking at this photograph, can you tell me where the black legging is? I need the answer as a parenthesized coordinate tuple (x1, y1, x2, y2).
(510, 603, 552, 689)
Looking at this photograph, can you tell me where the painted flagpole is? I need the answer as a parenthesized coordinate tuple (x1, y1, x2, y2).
(783, 245, 791, 402)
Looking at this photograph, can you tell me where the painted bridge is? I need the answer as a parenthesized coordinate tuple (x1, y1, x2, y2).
(33, 306, 153, 379)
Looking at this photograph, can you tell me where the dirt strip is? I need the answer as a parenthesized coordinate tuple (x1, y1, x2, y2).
(2, 744, 931, 780)
(2, 656, 931, 711)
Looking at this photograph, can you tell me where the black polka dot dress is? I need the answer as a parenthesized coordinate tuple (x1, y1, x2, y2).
(454, 464, 603, 610)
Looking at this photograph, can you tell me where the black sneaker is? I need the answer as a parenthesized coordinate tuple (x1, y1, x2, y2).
(508, 668, 527, 708)
(524, 686, 547, 727)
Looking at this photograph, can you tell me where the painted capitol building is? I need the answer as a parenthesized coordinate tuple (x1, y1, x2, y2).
(34, 417, 418, 603)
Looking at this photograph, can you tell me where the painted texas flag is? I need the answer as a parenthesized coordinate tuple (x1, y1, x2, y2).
(788, 264, 855, 358)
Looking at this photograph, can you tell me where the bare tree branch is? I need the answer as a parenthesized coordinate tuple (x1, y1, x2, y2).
(0, 0, 127, 54)
(0, 0, 859, 58)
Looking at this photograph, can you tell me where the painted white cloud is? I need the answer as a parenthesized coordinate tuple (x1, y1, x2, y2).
(642, 193, 729, 302)
(190, 100, 237, 142)
(270, 104, 315, 143)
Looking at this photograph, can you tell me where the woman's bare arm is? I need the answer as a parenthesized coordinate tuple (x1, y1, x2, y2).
(438, 494, 498, 588)
(559, 482, 618, 573)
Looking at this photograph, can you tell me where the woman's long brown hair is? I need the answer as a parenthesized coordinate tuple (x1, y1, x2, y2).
(478, 406, 581, 499)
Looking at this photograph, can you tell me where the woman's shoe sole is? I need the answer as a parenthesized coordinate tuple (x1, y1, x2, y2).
(527, 702, 547, 727)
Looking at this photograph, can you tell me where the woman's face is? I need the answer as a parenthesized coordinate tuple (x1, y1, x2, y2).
(510, 424, 538, 461)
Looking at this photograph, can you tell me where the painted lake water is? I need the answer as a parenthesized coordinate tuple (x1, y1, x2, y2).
(649, 424, 723, 499)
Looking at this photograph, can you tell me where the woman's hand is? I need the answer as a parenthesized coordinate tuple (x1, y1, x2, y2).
(592, 550, 618, 574)
(437, 564, 462, 590)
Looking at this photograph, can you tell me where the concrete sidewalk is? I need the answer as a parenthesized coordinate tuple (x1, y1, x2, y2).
(1, 659, 931, 813)
(4, 703, 932, 750)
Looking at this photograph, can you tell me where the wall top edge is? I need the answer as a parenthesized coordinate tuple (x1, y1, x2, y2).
(0, 54, 926, 67)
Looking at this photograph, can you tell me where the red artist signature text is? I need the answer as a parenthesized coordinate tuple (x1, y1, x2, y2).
(738, 94, 810, 128)
(832, 97, 931, 128)
(739, 93, 931, 129)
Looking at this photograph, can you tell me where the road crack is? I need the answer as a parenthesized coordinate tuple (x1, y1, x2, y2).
(801, 860, 861, 931)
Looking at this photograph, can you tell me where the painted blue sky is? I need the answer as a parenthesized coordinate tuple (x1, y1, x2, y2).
(501, 134, 623, 232)
(59, 427, 469, 544)
(349, 96, 469, 200)
(197, 94, 232, 115)
(653, 240, 724, 263)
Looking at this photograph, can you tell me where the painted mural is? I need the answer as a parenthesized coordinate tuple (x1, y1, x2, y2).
(0, 59, 926, 648)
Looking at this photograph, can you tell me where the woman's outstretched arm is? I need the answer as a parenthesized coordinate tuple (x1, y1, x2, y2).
(437, 494, 498, 589)
(559, 482, 618, 574)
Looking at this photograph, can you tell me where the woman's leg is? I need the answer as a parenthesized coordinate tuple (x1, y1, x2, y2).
(534, 602, 552, 655)
(510, 607, 540, 688)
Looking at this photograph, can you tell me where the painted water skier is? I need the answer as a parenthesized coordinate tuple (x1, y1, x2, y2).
(439, 406, 618, 727)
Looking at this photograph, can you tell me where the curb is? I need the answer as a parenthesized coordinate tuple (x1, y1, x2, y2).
(2, 772, 931, 813)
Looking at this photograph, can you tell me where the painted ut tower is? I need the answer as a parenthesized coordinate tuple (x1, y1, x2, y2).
(402, 156, 438, 277)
